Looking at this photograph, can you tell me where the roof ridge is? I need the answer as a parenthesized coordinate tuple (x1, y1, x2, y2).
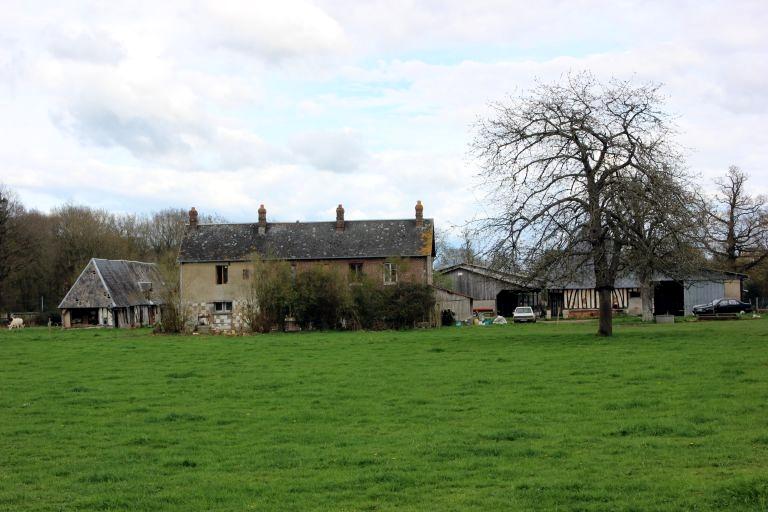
(192, 218, 435, 227)
(92, 258, 116, 308)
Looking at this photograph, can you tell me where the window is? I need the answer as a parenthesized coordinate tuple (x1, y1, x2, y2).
(216, 265, 228, 284)
(242, 268, 250, 280)
(290, 263, 297, 281)
(213, 301, 232, 313)
(383, 262, 397, 285)
(349, 262, 364, 282)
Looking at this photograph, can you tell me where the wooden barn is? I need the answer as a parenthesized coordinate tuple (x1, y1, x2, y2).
(59, 259, 165, 328)
(433, 286, 474, 323)
(438, 263, 542, 316)
(548, 269, 747, 318)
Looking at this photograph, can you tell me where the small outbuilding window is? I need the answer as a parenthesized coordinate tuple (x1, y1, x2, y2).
(242, 269, 250, 280)
(216, 265, 228, 285)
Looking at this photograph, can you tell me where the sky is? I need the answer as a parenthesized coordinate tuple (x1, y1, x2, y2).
(1, 0, 767, 232)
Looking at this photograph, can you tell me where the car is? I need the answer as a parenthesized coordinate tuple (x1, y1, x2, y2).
(512, 306, 537, 323)
(692, 298, 753, 316)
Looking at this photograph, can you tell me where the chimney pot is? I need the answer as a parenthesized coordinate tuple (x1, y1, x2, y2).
(415, 200, 424, 227)
(188, 207, 198, 228)
(336, 204, 345, 232)
(258, 204, 267, 234)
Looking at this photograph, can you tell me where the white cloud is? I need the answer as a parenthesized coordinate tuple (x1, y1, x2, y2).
(290, 128, 368, 173)
(45, 27, 125, 64)
(198, 0, 349, 62)
(0, 0, 767, 231)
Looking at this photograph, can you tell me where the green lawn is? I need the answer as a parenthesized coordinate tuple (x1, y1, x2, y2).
(1, 320, 767, 511)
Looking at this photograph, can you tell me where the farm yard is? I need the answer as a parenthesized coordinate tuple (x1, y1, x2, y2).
(1, 320, 767, 511)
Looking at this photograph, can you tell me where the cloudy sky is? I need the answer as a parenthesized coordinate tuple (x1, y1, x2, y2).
(1, 1, 766, 230)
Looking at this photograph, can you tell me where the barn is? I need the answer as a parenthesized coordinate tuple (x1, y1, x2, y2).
(59, 259, 165, 328)
(433, 286, 474, 323)
(438, 263, 746, 319)
(549, 269, 747, 318)
(438, 263, 542, 316)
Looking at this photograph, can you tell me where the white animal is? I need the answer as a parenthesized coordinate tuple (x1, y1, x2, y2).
(8, 317, 24, 329)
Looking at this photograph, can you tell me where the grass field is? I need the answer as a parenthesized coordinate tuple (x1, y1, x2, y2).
(1, 319, 767, 511)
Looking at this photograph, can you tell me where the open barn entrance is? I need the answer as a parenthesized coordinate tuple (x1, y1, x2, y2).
(497, 290, 540, 317)
(654, 281, 684, 316)
(70, 308, 99, 327)
(496, 290, 518, 317)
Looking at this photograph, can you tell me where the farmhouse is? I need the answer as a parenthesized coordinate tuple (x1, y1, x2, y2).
(178, 202, 435, 331)
(58, 259, 165, 328)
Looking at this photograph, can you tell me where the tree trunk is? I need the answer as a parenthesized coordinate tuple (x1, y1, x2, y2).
(597, 287, 613, 337)
(640, 276, 654, 322)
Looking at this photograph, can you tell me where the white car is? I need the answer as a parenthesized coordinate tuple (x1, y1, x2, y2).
(512, 307, 537, 323)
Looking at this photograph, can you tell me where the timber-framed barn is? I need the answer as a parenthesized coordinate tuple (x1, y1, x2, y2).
(59, 259, 165, 328)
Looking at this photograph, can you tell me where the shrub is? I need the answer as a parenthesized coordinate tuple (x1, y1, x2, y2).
(382, 282, 435, 329)
(294, 267, 354, 330)
(350, 277, 387, 330)
(242, 257, 294, 333)
(157, 262, 191, 333)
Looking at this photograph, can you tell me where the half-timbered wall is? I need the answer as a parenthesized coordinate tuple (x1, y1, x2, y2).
(561, 288, 636, 310)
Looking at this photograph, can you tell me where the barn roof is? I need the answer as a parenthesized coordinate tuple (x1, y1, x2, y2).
(548, 268, 747, 290)
(437, 263, 529, 287)
(178, 219, 435, 263)
(58, 259, 165, 309)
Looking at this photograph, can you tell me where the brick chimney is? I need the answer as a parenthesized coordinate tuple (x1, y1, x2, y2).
(188, 207, 198, 228)
(415, 200, 424, 227)
(258, 204, 267, 235)
(336, 204, 345, 232)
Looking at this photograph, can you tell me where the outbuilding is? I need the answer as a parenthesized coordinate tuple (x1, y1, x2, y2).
(433, 286, 474, 323)
(438, 263, 542, 316)
(59, 259, 165, 328)
(549, 269, 747, 318)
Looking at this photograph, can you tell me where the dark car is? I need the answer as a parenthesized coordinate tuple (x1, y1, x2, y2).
(692, 298, 753, 316)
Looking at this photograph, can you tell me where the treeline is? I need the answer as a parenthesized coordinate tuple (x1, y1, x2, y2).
(0, 186, 216, 316)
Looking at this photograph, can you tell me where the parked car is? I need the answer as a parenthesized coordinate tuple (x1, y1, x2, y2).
(512, 306, 537, 323)
(692, 298, 753, 316)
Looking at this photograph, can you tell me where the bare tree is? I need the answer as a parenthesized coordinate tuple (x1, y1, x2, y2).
(473, 72, 685, 336)
(618, 168, 702, 321)
(703, 166, 768, 272)
(0, 185, 24, 311)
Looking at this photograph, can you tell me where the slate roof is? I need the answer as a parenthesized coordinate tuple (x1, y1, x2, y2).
(178, 219, 435, 263)
(58, 259, 165, 309)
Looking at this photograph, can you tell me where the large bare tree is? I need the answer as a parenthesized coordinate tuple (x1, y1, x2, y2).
(703, 166, 768, 273)
(473, 72, 686, 336)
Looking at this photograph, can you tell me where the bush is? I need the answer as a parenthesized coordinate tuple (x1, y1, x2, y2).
(382, 282, 435, 329)
(350, 278, 387, 330)
(243, 257, 294, 333)
(294, 267, 353, 330)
